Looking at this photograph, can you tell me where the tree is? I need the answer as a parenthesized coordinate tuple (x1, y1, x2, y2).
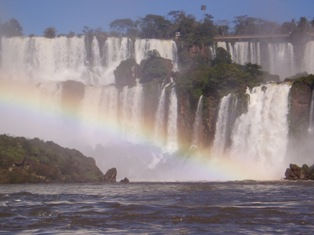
(0, 18, 23, 37)
(67, 31, 76, 38)
(44, 27, 56, 38)
(297, 17, 310, 33)
(138, 14, 172, 38)
(280, 20, 297, 34)
(233, 15, 279, 35)
(168, 11, 198, 44)
(110, 18, 138, 37)
(212, 47, 231, 65)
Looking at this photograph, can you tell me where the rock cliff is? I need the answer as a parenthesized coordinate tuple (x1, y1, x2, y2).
(0, 135, 104, 183)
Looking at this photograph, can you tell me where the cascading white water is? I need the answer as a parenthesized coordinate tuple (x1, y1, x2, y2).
(266, 42, 295, 80)
(229, 83, 291, 173)
(99, 85, 119, 125)
(0, 36, 179, 151)
(0, 36, 179, 84)
(119, 82, 144, 141)
(191, 95, 203, 148)
(303, 41, 314, 74)
(1, 37, 88, 82)
(212, 94, 234, 156)
(215, 41, 297, 80)
(153, 84, 168, 144)
(135, 39, 178, 70)
(166, 86, 178, 153)
(217, 42, 260, 66)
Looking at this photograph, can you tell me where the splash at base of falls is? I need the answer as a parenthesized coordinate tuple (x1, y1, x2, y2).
(0, 78, 278, 181)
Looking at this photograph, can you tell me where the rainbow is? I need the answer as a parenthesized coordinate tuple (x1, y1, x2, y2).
(0, 78, 281, 181)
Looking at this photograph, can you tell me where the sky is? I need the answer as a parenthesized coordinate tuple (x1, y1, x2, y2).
(0, 0, 314, 35)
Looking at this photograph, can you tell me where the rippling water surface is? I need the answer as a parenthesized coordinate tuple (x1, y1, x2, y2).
(0, 181, 314, 234)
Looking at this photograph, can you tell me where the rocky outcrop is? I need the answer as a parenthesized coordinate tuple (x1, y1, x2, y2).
(285, 163, 314, 180)
(0, 135, 104, 184)
(114, 58, 139, 88)
(288, 79, 312, 138)
(177, 89, 195, 150)
(139, 50, 173, 83)
(203, 96, 220, 147)
(103, 168, 117, 183)
(120, 177, 130, 183)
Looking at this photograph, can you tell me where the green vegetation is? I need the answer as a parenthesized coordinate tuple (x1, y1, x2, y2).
(2, 9, 314, 42)
(176, 48, 265, 101)
(287, 74, 314, 88)
(43, 27, 57, 38)
(114, 50, 173, 86)
(0, 18, 23, 37)
(109, 11, 217, 47)
(0, 135, 104, 184)
(139, 50, 173, 83)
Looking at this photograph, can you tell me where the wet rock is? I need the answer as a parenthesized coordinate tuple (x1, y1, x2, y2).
(301, 164, 309, 179)
(290, 164, 301, 178)
(289, 80, 312, 138)
(120, 177, 130, 183)
(285, 168, 298, 180)
(104, 168, 117, 183)
(285, 163, 314, 180)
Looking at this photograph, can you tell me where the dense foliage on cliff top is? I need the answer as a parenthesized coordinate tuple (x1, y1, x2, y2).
(175, 47, 276, 100)
(2, 9, 314, 45)
(0, 135, 104, 184)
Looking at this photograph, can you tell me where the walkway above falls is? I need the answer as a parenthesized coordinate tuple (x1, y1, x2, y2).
(214, 32, 314, 42)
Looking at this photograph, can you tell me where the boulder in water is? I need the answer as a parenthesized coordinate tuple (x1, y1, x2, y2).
(120, 177, 130, 183)
(285, 163, 314, 180)
(104, 168, 117, 183)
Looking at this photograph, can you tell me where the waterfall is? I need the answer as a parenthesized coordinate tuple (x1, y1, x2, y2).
(266, 42, 295, 80)
(215, 41, 297, 80)
(191, 95, 203, 148)
(1, 37, 88, 82)
(0, 35, 179, 149)
(153, 84, 168, 144)
(230, 83, 291, 168)
(166, 86, 178, 153)
(100, 37, 132, 85)
(99, 85, 119, 125)
(218, 42, 260, 65)
(303, 41, 314, 74)
(212, 94, 238, 156)
(0, 36, 178, 84)
(119, 82, 144, 141)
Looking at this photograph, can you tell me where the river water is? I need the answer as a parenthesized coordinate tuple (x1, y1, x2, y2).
(0, 182, 314, 234)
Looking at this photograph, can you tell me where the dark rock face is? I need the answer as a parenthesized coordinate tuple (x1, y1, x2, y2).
(289, 81, 312, 138)
(177, 89, 195, 150)
(120, 177, 130, 183)
(203, 96, 220, 147)
(103, 168, 117, 183)
(285, 163, 314, 180)
(114, 58, 138, 88)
